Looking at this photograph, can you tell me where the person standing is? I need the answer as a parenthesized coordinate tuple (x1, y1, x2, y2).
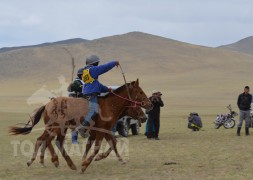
(147, 90, 164, 140)
(237, 86, 252, 136)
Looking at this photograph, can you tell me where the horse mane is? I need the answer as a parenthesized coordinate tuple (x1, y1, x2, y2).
(99, 82, 133, 99)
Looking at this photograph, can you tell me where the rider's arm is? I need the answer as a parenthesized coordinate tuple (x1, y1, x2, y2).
(237, 94, 241, 109)
(158, 97, 164, 107)
(249, 94, 252, 105)
(100, 85, 109, 93)
(91, 61, 117, 77)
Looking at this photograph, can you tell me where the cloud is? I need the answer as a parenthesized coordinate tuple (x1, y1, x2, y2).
(0, 0, 253, 47)
(21, 16, 41, 26)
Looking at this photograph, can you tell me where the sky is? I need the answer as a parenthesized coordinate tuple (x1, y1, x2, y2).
(0, 0, 253, 48)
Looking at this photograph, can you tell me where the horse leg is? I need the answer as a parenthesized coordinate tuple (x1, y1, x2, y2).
(47, 136, 60, 167)
(39, 134, 60, 168)
(39, 140, 47, 167)
(55, 130, 77, 170)
(98, 133, 125, 163)
(82, 132, 96, 160)
(27, 130, 49, 167)
(94, 134, 113, 161)
(81, 133, 104, 173)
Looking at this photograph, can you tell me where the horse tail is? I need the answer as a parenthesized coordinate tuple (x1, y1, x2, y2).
(9, 105, 46, 135)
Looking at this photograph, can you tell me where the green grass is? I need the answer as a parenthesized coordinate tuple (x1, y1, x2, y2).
(1, 111, 253, 180)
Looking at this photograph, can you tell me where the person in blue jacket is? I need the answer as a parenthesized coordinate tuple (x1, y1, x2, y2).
(76, 55, 119, 137)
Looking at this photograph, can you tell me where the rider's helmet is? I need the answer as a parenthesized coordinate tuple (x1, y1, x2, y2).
(86, 55, 100, 66)
(77, 68, 84, 75)
(77, 68, 84, 79)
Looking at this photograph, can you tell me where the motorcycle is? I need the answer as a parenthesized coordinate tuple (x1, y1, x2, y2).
(214, 104, 237, 129)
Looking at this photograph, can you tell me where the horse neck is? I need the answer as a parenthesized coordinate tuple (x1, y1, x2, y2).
(102, 87, 133, 124)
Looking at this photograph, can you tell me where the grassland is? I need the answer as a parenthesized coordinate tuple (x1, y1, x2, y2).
(1, 100, 253, 180)
(1, 32, 253, 179)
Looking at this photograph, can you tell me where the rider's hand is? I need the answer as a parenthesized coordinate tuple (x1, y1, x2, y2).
(108, 87, 113, 92)
(115, 61, 120, 67)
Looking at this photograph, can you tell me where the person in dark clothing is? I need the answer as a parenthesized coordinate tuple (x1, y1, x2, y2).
(68, 68, 85, 98)
(188, 112, 202, 131)
(237, 86, 252, 136)
(147, 90, 164, 140)
(67, 68, 85, 144)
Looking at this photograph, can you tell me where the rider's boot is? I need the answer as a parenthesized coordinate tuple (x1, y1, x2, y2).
(76, 113, 98, 138)
(237, 127, 241, 136)
(71, 131, 78, 144)
(76, 121, 90, 138)
(246, 127, 250, 136)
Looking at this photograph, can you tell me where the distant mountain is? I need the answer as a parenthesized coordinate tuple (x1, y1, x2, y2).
(1, 31, 253, 83)
(2, 31, 253, 115)
(218, 36, 253, 56)
(0, 38, 88, 53)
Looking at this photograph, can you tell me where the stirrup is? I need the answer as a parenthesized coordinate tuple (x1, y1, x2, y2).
(76, 125, 89, 138)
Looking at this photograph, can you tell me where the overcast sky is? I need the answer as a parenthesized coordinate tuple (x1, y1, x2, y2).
(0, 0, 252, 48)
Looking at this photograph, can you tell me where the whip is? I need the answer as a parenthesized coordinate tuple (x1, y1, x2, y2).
(118, 64, 132, 100)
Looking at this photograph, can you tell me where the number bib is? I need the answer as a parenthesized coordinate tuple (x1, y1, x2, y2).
(82, 69, 95, 84)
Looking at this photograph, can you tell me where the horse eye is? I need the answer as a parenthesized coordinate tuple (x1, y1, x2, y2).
(140, 91, 143, 95)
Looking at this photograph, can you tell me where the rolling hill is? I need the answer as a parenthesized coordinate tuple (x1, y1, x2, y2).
(218, 36, 253, 56)
(0, 38, 88, 53)
(1, 32, 253, 114)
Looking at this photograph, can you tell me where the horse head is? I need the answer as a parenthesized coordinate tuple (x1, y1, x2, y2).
(128, 79, 153, 111)
(125, 106, 147, 123)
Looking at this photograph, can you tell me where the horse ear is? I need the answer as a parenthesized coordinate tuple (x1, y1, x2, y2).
(134, 78, 139, 86)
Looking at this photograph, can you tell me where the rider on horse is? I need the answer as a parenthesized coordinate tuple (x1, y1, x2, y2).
(68, 68, 85, 98)
(76, 55, 119, 137)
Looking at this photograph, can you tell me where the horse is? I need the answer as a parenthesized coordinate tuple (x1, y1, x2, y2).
(10, 79, 152, 173)
(38, 105, 147, 168)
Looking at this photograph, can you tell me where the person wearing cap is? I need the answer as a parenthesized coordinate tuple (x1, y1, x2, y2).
(76, 55, 119, 137)
(188, 112, 202, 131)
(237, 86, 252, 136)
(67, 68, 85, 143)
(68, 68, 85, 98)
(147, 90, 164, 140)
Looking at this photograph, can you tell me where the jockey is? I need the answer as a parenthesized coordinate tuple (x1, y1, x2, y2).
(68, 68, 85, 144)
(68, 68, 85, 98)
(76, 55, 119, 136)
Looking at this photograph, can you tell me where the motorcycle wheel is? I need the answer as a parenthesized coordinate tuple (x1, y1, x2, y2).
(223, 119, 235, 129)
(214, 124, 221, 129)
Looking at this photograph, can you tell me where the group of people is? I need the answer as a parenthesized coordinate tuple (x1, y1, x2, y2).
(68, 55, 252, 143)
(68, 55, 165, 143)
(186, 86, 253, 136)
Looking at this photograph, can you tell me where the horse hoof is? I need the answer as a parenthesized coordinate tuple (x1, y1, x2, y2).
(54, 162, 59, 168)
(121, 160, 127, 165)
(70, 164, 77, 170)
(81, 166, 87, 173)
(27, 161, 32, 167)
(95, 155, 103, 161)
(40, 162, 46, 168)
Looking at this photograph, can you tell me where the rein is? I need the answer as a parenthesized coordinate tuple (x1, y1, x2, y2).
(110, 89, 144, 107)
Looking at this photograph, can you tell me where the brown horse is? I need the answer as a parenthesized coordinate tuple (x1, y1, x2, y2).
(38, 106, 147, 168)
(10, 79, 152, 173)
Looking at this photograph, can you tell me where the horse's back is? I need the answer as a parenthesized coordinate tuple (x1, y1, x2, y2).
(45, 96, 89, 120)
